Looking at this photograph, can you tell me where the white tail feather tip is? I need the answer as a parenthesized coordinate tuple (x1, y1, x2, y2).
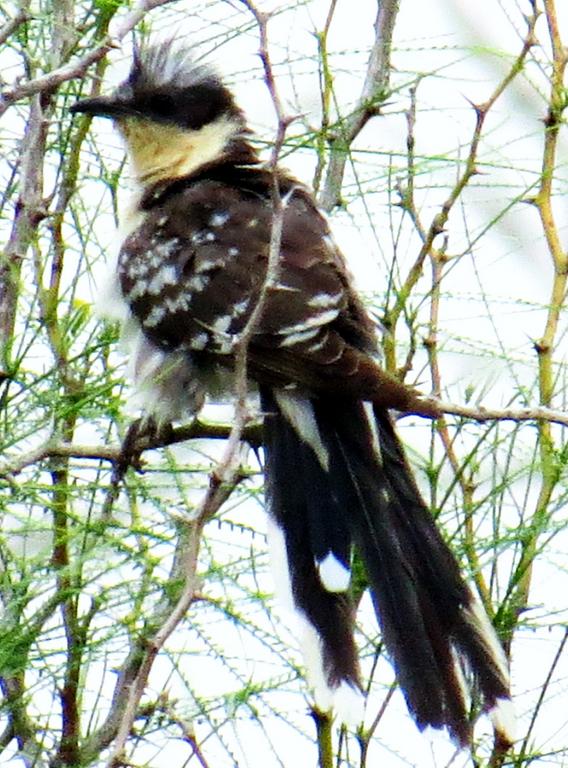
(317, 552, 351, 592)
(333, 682, 365, 727)
(489, 697, 516, 744)
(464, 597, 510, 683)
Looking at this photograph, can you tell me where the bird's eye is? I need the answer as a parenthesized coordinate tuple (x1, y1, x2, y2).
(147, 93, 176, 118)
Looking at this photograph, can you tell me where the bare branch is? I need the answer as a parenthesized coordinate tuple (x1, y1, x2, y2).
(318, 0, 400, 211)
(1, 93, 47, 370)
(0, 0, 177, 117)
(3, 400, 568, 485)
(0, 418, 262, 479)
(505, 0, 568, 649)
(0, 8, 29, 49)
(518, 627, 568, 759)
(231, 0, 297, 432)
(435, 401, 568, 429)
(387, 7, 539, 375)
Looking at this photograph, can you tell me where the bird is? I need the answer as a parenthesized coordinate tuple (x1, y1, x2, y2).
(71, 39, 514, 748)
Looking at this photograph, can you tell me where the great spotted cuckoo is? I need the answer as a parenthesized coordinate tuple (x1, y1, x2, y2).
(71, 40, 514, 747)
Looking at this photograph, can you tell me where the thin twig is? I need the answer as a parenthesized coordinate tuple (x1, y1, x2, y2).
(359, 684, 396, 766)
(312, 0, 339, 194)
(318, 0, 400, 211)
(0, 8, 29, 49)
(389, 7, 539, 374)
(0, 0, 176, 117)
(518, 627, 568, 759)
(434, 401, 568, 428)
(503, 0, 568, 669)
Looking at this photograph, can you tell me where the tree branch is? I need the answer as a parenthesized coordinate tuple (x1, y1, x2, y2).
(389, 7, 539, 374)
(318, 0, 400, 211)
(0, 0, 176, 117)
(3, 401, 567, 484)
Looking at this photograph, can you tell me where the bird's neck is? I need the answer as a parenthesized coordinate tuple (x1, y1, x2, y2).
(118, 114, 254, 188)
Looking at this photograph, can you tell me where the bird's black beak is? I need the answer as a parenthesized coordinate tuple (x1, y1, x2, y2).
(70, 94, 137, 119)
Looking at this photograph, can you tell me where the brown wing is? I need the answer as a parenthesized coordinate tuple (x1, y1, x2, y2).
(119, 173, 436, 415)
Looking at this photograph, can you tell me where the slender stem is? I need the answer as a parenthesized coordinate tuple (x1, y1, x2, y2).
(507, 0, 567, 632)
(318, 0, 400, 212)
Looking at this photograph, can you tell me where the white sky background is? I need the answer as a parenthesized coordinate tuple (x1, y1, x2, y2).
(2, 0, 568, 766)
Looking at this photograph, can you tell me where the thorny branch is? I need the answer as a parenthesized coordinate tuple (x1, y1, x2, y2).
(0, 8, 29, 49)
(396, 7, 540, 619)
(500, 0, 568, 693)
(0, 0, 177, 118)
(219, 0, 295, 477)
(518, 627, 568, 760)
(318, 0, 400, 211)
(101, 476, 242, 766)
(391, 6, 539, 375)
(2, 401, 568, 482)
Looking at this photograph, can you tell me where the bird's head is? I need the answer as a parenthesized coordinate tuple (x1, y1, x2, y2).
(71, 40, 257, 186)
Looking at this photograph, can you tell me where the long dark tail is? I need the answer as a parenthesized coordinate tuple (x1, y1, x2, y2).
(260, 387, 513, 746)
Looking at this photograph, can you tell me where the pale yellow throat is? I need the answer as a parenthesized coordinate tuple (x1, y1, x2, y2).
(118, 115, 240, 186)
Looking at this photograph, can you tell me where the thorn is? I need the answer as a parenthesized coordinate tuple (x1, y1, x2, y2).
(463, 95, 487, 119)
(280, 113, 296, 130)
